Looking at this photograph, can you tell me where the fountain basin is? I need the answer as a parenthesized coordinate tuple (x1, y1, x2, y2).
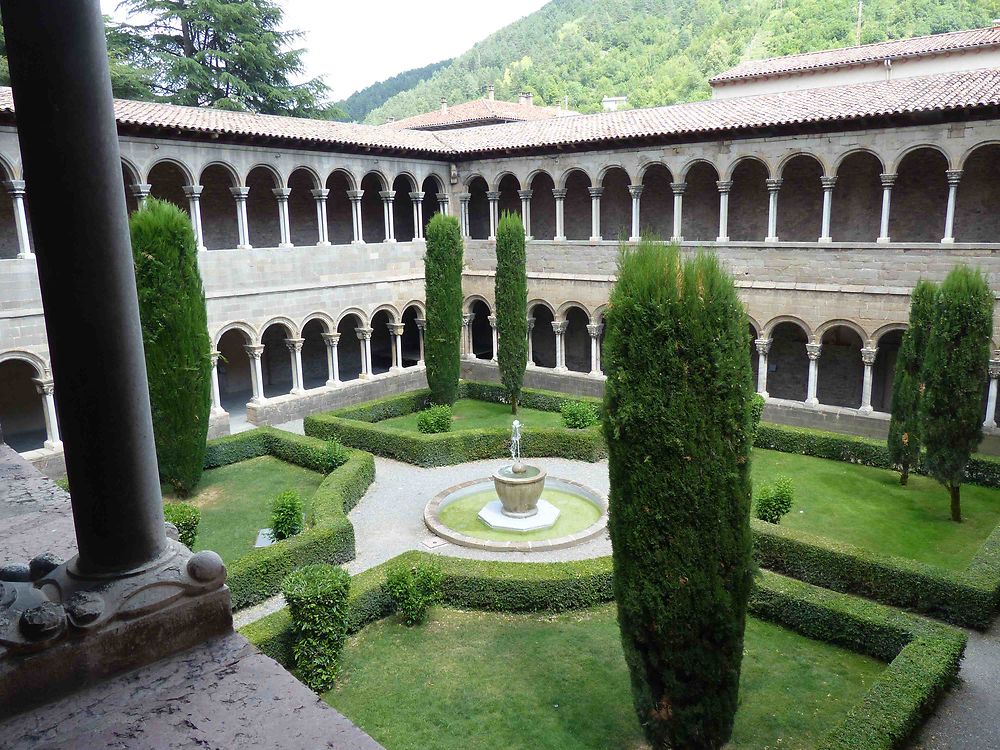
(492, 464, 547, 517)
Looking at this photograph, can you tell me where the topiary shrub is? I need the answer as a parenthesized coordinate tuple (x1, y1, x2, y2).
(560, 400, 599, 429)
(385, 560, 444, 626)
(495, 211, 528, 414)
(163, 502, 200, 548)
(749, 393, 765, 439)
(131, 198, 212, 497)
(424, 213, 464, 406)
(271, 490, 304, 541)
(283, 563, 351, 692)
(603, 242, 754, 749)
(754, 476, 794, 524)
(416, 404, 453, 434)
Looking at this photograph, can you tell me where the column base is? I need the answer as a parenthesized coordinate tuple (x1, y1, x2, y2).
(389, 366, 402, 373)
(588, 370, 605, 379)
(818, 236, 832, 243)
(858, 406, 874, 415)
(325, 379, 342, 388)
(237, 244, 253, 250)
(876, 236, 891, 244)
(940, 237, 955, 244)
(16, 252, 34, 260)
(554, 236, 566, 243)
(554, 366, 568, 373)
(351, 240, 366, 245)
(526, 361, 537, 368)
(758, 391, 769, 399)
(805, 397, 819, 407)
(589, 236, 602, 243)
(197, 246, 208, 253)
(43, 440, 63, 451)
(317, 241, 332, 247)
(384, 239, 397, 244)
(670, 236, 683, 243)
(984, 420, 998, 430)
(525, 235, 534, 241)
(290, 388, 304, 395)
(628, 236, 640, 243)
(488, 236, 496, 241)
(414, 238, 426, 243)
(249, 396, 266, 405)
(278, 243, 294, 249)
(765, 236, 779, 243)
(716, 236, 729, 243)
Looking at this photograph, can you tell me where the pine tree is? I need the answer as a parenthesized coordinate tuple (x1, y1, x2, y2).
(603, 241, 755, 748)
(921, 266, 993, 522)
(495, 212, 528, 414)
(424, 214, 464, 406)
(887, 279, 936, 485)
(131, 198, 212, 496)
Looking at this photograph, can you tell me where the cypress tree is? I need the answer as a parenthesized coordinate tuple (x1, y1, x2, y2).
(921, 265, 993, 522)
(495, 212, 528, 414)
(131, 198, 211, 496)
(603, 241, 755, 749)
(887, 280, 937, 485)
(424, 213, 464, 405)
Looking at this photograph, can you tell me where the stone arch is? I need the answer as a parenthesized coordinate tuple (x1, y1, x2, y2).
(246, 165, 282, 248)
(213, 321, 258, 349)
(497, 173, 521, 222)
(728, 157, 769, 242)
(832, 151, 883, 242)
(300, 318, 329, 389)
(149, 157, 195, 186)
(421, 174, 444, 228)
(776, 151, 830, 179)
(369, 309, 394, 374)
(391, 174, 415, 242)
(776, 153, 824, 242)
(767, 320, 810, 401)
(400, 303, 423, 367)
(200, 163, 240, 250)
(257, 316, 299, 342)
(816, 324, 865, 408)
(337, 307, 370, 328)
(260, 320, 295, 397)
(872, 327, 905, 412)
(0, 349, 47, 377)
(684, 160, 721, 242)
(889, 146, 949, 243)
(563, 305, 591, 373)
(763, 315, 813, 340)
(120, 157, 142, 214)
(640, 163, 674, 240)
(529, 301, 556, 368)
(0, 357, 46, 452)
(888, 143, 952, 174)
(815, 318, 868, 343)
(299, 311, 335, 334)
(336, 312, 365, 381)
(370, 303, 400, 324)
(954, 143, 1000, 243)
(360, 171, 388, 243)
(0, 153, 16, 182)
(288, 167, 320, 247)
(600, 166, 631, 242)
(467, 175, 490, 239)
(556, 300, 591, 321)
(326, 169, 355, 245)
(146, 159, 189, 215)
(528, 170, 556, 240)
(0, 157, 22, 258)
(563, 168, 592, 241)
(215, 327, 254, 413)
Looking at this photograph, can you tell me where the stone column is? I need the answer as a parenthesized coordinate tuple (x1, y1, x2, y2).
(230, 186, 251, 249)
(941, 169, 963, 244)
(245, 344, 265, 403)
(526, 317, 536, 367)
(273, 187, 292, 247)
(183, 185, 206, 251)
(985, 358, 1000, 429)
(321, 332, 341, 386)
(819, 176, 836, 242)
(670, 181, 686, 242)
(765, 178, 783, 242)
(462, 313, 474, 359)
(410, 191, 425, 241)
(32, 377, 62, 450)
(379, 190, 396, 242)
(518, 189, 533, 239)
(347, 189, 364, 243)
(356, 327, 373, 378)
(311, 188, 330, 246)
(285, 337, 304, 394)
(553, 188, 567, 241)
(209, 351, 223, 415)
(754, 338, 771, 398)
(628, 184, 643, 242)
(587, 323, 604, 376)
(486, 190, 500, 240)
(805, 342, 822, 406)
(877, 173, 896, 243)
(437, 195, 449, 217)
(716, 180, 732, 242)
(129, 182, 152, 207)
(5, 179, 32, 258)
(552, 320, 568, 372)
(388, 322, 405, 371)
(859, 346, 878, 414)
(458, 192, 471, 238)
(488, 314, 498, 362)
(588, 186, 603, 242)
(415, 318, 426, 365)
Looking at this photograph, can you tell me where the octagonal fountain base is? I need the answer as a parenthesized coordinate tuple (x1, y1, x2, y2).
(478, 498, 561, 532)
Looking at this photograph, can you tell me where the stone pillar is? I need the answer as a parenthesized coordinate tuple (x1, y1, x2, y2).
(347, 189, 364, 244)
(356, 327, 373, 378)
(765, 178, 783, 242)
(819, 176, 836, 243)
(32, 377, 62, 450)
(462, 313, 474, 359)
(985, 359, 1000, 428)
(486, 190, 500, 240)
(458, 192, 471, 238)
(628, 184, 642, 242)
(183, 185, 206, 251)
(285, 337, 304, 394)
(379, 190, 396, 242)
(415, 318, 426, 366)
(716, 180, 732, 242)
(518, 189, 533, 240)
(410, 191, 426, 241)
(526, 317, 535, 367)
(230, 186, 251, 249)
(588, 186, 603, 242)
(437, 195, 449, 217)
(877, 173, 896, 243)
(245, 344, 265, 403)
(488, 314, 498, 362)
(129, 182, 152, 207)
(553, 188, 567, 241)
(552, 320, 568, 372)
(669, 181, 686, 242)
(805, 342, 821, 406)
(209, 351, 223, 415)
(311, 188, 330, 246)
(5, 179, 32, 258)
(321, 332, 341, 386)
(587, 323, 604, 376)
(754, 338, 771, 398)
(273, 187, 292, 248)
(941, 169, 963, 244)
(859, 346, 878, 415)
(388, 322, 405, 371)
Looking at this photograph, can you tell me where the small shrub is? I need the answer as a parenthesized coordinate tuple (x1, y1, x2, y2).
(283, 564, 351, 692)
(416, 404, 453, 434)
(271, 490, 304, 541)
(386, 561, 444, 626)
(754, 477, 794, 524)
(561, 400, 599, 429)
(163, 502, 201, 548)
(749, 393, 765, 438)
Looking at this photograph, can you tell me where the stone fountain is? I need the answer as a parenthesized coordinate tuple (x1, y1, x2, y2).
(478, 420, 560, 531)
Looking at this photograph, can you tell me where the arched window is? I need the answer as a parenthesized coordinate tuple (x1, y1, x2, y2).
(467, 176, 489, 239)
(600, 168, 630, 241)
(816, 326, 864, 409)
(728, 159, 768, 242)
(563, 306, 590, 373)
(530, 304, 556, 368)
(337, 314, 364, 381)
(199, 164, 239, 250)
(832, 152, 882, 242)
(260, 323, 294, 398)
(216, 329, 254, 413)
(767, 322, 809, 401)
(563, 170, 591, 241)
(777, 155, 823, 243)
(529, 172, 556, 240)
(890, 148, 948, 243)
(0, 359, 45, 452)
(470, 300, 493, 359)
(955, 145, 1000, 243)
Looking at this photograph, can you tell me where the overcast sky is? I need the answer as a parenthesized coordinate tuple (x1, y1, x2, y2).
(101, 0, 550, 100)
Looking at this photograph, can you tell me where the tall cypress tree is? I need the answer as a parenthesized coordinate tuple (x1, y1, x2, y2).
(495, 212, 528, 414)
(424, 214, 464, 406)
(603, 241, 754, 748)
(887, 279, 936, 485)
(131, 198, 211, 496)
(921, 266, 993, 522)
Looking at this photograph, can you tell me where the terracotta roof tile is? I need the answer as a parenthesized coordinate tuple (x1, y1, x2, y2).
(386, 97, 572, 130)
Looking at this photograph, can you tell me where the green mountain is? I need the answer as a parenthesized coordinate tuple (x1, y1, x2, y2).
(364, 0, 1000, 124)
(336, 58, 452, 121)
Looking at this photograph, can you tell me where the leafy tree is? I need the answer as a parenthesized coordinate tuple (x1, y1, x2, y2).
(495, 212, 528, 414)
(603, 241, 755, 748)
(887, 280, 937, 485)
(131, 198, 212, 496)
(115, 0, 330, 116)
(921, 266, 993, 522)
(424, 214, 464, 406)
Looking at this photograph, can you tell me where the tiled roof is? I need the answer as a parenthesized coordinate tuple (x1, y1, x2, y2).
(711, 26, 1000, 84)
(386, 97, 572, 130)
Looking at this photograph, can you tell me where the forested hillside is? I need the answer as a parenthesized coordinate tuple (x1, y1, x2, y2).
(365, 0, 1000, 124)
(337, 58, 452, 121)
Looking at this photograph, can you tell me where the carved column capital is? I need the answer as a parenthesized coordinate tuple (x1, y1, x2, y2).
(551, 188, 568, 199)
(378, 190, 396, 202)
(346, 189, 364, 202)
(485, 190, 501, 202)
(628, 184, 644, 198)
(310, 188, 330, 200)
(4, 178, 25, 196)
(284, 337, 304, 353)
(806, 342, 822, 360)
(586, 323, 604, 338)
(526, 316, 535, 332)
(820, 176, 838, 190)
(861, 347, 878, 366)
(670, 181, 688, 195)
(716, 180, 733, 193)
(765, 178, 783, 193)
(409, 191, 426, 203)
(32, 377, 55, 396)
(517, 189, 533, 200)
(229, 186, 250, 200)
(946, 169, 963, 186)
(182, 184, 203, 199)
(879, 173, 897, 188)
(355, 326, 373, 341)
(754, 337, 772, 356)
(388, 322, 405, 336)
(271, 187, 292, 201)
(989, 359, 1000, 379)
(551, 321, 568, 334)
(243, 344, 264, 359)
(462, 313, 474, 327)
(321, 332, 341, 347)
(487, 314, 497, 330)
(209, 350, 220, 366)
(587, 187, 604, 199)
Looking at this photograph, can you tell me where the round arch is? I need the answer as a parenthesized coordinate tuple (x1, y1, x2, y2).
(768, 320, 810, 402)
(816, 324, 865, 408)
(889, 146, 949, 243)
(0, 349, 47, 377)
(954, 143, 1000, 242)
(257, 316, 299, 342)
(299, 311, 335, 334)
(832, 150, 883, 242)
(213, 321, 258, 349)
(832, 148, 885, 174)
(337, 307, 370, 328)
(728, 157, 770, 241)
(529, 302, 556, 368)
(814, 318, 869, 344)
(243, 163, 284, 189)
(0, 357, 47, 452)
(776, 153, 824, 242)
(528, 170, 556, 240)
(370, 303, 401, 324)
(763, 315, 813, 340)
(148, 157, 195, 186)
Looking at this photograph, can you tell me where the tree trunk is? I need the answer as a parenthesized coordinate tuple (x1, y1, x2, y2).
(950, 484, 962, 522)
(899, 463, 909, 486)
(511, 396, 518, 416)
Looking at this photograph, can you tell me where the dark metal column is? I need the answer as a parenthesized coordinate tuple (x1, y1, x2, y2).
(1, 0, 167, 573)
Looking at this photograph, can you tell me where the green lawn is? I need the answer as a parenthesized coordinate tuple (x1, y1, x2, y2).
(326, 605, 882, 750)
(163, 455, 324, 564)
(378, 398, 566, 432)
(752, 448, 1000, 570)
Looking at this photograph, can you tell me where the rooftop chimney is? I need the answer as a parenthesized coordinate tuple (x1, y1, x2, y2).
(518, 91, 533, 106)
(440, 98, 448, 112)
(487, 84, 495, 100)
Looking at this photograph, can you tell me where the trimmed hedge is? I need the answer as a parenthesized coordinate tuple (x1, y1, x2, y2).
(163, 502, 200, 548)
(283, 564, 351, 692)
(242, 552, 965, 750)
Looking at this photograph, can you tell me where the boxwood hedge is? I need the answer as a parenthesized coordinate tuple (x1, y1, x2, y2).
(242, 552, 965, 750)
